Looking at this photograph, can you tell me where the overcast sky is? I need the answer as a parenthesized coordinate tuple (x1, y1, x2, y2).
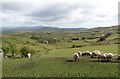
(1, 0, 119, 28)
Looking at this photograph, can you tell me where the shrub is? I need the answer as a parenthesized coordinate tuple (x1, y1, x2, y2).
(2, 44, 17, 57)
(20, 46, 35, 57)
(97, 33, 112, 42)
(2, 46, 10, 57)
(9, 44, 17, 57)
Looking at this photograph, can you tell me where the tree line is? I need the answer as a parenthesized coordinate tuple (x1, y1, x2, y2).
(2, 44, 35, 58)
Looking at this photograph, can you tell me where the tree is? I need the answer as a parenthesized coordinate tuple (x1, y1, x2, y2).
(97, 33, 112, 42)
(9, 44, 17, 57)
(2, 46, 10, 57)
(20, 46, 29, 57)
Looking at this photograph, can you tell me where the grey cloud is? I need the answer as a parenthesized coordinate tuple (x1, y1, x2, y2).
(2, 2, 30, 13)
(36, 15, 65, 22)
(26, 2, 94, 22)
(80, 4, 94, 14)
(27, 3, 88, 22)
(29, 3, 79, 17)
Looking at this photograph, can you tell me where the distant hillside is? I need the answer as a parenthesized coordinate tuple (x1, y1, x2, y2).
(2, 25, 119, 34)
(87, 25, 118, 33)
(2, 26, 87, 33)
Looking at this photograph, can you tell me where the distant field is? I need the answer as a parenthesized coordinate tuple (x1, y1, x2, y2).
(106, 33, 118, 40)
(2, 35, 57, 56)
(2, 44, 119, 77)
(41, 44, 118, 58)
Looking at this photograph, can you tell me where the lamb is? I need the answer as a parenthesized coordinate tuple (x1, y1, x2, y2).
(73, 53, 79, 61)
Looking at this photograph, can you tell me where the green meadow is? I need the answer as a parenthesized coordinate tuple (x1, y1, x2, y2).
(1, 26, 119, 77)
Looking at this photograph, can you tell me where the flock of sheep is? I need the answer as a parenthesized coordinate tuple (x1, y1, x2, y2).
(73, 50, 120, 62)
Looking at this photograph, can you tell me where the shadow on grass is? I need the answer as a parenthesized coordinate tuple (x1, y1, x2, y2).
(111, 60, 120, 63)
(66, 59, 74, 62)
(91, 60, 120, 63)
(91, 60, 111, 63)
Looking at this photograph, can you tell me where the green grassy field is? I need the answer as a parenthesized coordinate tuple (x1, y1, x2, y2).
(2, 44, 119, 77)
(1, 27, 119, 77)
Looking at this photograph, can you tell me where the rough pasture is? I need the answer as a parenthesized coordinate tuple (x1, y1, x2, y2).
(2, 44, 119, 77)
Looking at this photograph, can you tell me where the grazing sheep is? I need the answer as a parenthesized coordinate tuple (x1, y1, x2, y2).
(82, 51, 92, 56)
(111, 54, 118, 62)
(73, 53, 79, 61)
(91, 52, 98, 58)
(110, 54, 120, 62)
(116, 55, 120, 60)
(98, 53, 116, 62)
(72, 50, 118, 62)
(91, 50, 101, 58)
(28, 53, 31, 58)
(106, 53, 114, 61)
(98, 53, 107, 61)
(92, 50, 103, 61)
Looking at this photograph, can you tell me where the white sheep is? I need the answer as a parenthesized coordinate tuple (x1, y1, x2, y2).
(106, 53, 114, 61)
(98, 53, 116, 62)
(111, 54, 120, 61)
(73, 53, 79, 61)
(98, 53, 107, 61)
(91, 50, 101, 58)
(28, 53, 31, 58)
(111, 54, 118, 62)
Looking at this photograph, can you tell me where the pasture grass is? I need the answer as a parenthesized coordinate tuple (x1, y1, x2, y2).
(2, 44, 119, 77)
(42, 44, 118, 58)
(106, 33, 118, 40)
(2, 57, 118, 77)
